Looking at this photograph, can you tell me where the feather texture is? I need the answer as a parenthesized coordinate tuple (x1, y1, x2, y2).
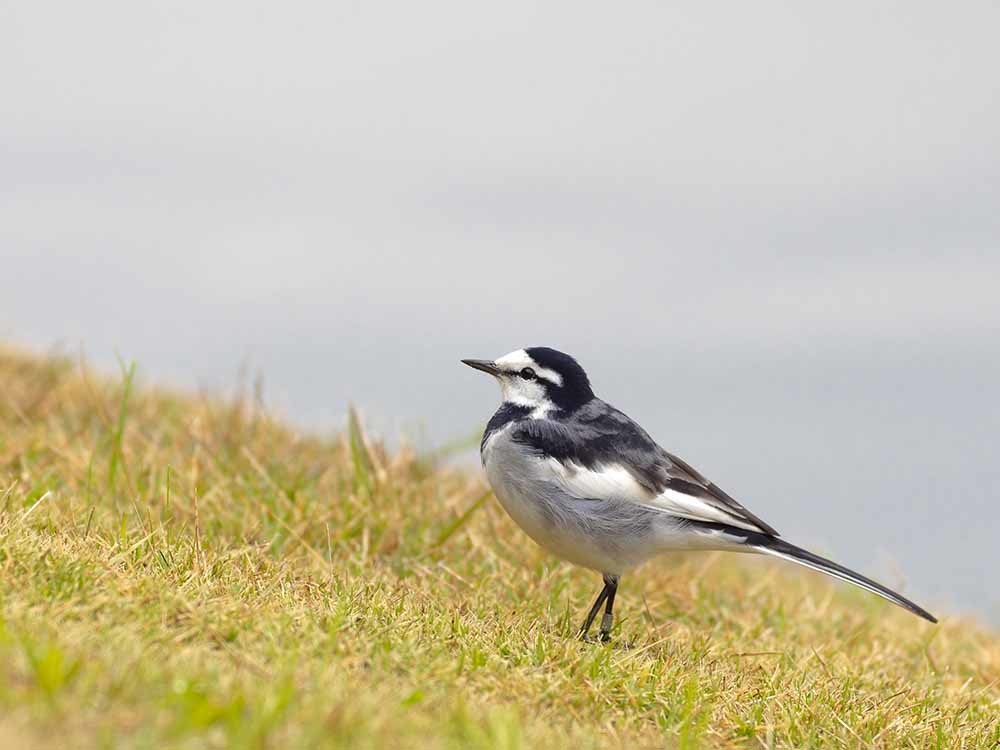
(512, 399, 778, 535)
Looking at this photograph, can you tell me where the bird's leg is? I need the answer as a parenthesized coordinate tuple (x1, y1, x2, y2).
(578, 580, 610, 640)
(599, 574, 619, 642)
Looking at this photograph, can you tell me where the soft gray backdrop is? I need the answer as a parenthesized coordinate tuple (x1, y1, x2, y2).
(3, 1, 998, 619)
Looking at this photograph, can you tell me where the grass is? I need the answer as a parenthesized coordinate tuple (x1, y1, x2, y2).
(0, 345, 998, 749)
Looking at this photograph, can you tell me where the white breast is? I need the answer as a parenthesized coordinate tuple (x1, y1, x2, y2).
(482, 427, 660, 572)
(482, 425, 555, 547)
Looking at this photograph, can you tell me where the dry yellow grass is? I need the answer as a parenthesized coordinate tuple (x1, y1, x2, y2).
(0, 345, 998, 748)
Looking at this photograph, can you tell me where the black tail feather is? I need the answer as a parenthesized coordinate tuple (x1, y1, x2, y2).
(691, 521, 938, 623)
(752, 535, 937, 623)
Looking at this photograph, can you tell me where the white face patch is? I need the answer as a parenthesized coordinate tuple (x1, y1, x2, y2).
(491, 349, 562, 416)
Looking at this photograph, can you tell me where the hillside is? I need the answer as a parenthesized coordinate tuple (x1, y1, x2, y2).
(0, 346, 997, 748)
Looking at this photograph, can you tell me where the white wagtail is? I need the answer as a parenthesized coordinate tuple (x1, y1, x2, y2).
(462, 347, 936, 642)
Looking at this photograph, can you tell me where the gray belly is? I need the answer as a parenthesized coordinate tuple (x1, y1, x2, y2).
(481, 429, 668, 574)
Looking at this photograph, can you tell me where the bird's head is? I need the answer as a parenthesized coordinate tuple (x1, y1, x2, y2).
(462, 347, 594, 414)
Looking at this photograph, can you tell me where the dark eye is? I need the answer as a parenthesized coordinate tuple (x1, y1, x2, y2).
(520, 367, 536, 380)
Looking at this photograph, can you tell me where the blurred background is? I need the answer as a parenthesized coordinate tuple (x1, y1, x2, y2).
(2, 1, 998, 620)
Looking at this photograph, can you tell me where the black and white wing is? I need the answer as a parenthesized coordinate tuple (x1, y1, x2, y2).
(511, 400, 779, 536)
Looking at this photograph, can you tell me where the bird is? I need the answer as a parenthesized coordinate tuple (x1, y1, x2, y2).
(462, 346, 936, 642)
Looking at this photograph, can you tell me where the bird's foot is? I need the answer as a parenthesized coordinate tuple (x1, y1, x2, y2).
(599, 612, 614, 642)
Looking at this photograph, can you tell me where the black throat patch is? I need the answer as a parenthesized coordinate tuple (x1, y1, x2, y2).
(481, 402, 533, 453)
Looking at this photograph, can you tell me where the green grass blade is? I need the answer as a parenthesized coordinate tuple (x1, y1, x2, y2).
(106, 359, 136, 491)
(432, 489, 492, 548)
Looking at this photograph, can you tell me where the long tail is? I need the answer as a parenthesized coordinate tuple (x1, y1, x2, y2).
(751, 535, 937, 623)
(688, 521, 937, 622)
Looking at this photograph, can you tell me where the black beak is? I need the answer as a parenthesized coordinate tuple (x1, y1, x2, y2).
(461, 358, 500, 376)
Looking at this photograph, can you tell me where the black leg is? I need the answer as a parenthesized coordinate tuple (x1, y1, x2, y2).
(578, 580, 610, 640)
(599, 575, 619, 642)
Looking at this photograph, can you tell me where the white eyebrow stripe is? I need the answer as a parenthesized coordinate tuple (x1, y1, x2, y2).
(494, 349, 563, 386)
(533, 367, 563, 386)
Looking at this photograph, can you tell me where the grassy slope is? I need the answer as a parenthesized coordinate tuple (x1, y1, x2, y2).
(0, 347, 997, 749)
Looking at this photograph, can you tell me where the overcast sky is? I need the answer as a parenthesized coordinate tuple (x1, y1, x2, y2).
(2, 0, 999, 619)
